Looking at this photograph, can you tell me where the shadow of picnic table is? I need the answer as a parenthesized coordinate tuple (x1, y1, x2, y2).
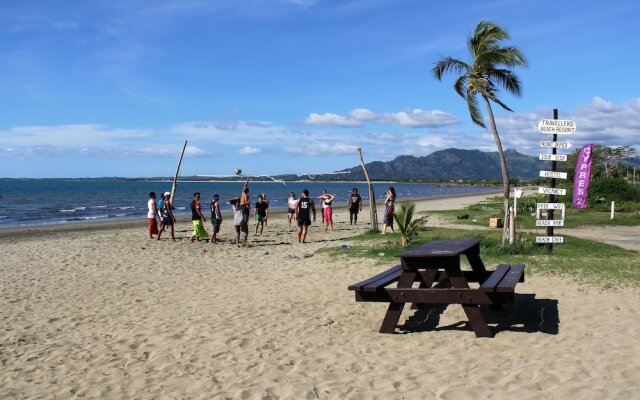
(401, 293, 559, 336)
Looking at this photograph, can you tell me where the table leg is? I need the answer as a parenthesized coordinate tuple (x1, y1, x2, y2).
(462, 305, 493, 337)
(411, 269, 437, 310)
(379, 270, 416, 333)
(447, 266, 493, 338)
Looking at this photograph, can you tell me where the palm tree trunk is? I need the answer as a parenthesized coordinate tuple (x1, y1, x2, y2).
(482, 96, 510, 245)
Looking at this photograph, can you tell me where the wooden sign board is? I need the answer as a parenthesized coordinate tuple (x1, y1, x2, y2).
(538, 187, 567, 196)
(539, 140, 572, 149)
(536, 236, 564, 244)
(538, 119, 576, 135)
(536, 220, 565, 227)
(536, 204, 566, 220)
(540, 170, 568, 179)
(537, 203, 565, 210)
(539, 154, 568, 162)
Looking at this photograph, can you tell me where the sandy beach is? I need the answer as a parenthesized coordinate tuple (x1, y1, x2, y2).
(1, 192, 638, 399)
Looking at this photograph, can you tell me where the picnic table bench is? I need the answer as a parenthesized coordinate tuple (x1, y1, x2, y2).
(348, 239, 525, 337)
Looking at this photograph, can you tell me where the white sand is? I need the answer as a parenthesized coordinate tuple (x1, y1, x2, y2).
(1, 193, 638, 399)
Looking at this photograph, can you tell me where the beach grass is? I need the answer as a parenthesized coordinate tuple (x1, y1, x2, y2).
(319, 226, 640, 288)
(429, 195, 640, 228)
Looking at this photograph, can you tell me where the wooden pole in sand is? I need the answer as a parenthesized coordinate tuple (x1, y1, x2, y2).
(170, 141, 188, 205)
(357, 147, 378, 230)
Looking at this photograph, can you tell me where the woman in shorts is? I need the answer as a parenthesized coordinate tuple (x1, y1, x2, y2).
(287, 192, 298, 227)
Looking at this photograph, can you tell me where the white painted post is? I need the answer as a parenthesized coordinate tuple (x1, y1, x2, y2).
(611, 201, 615, 220)
(509, 206, 515, 244)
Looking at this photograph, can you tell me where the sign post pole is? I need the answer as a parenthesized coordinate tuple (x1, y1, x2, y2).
(546, 109, 558, 252)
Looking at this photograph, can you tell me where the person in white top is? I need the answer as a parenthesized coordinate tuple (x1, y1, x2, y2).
(147, 192, 160, 239)
(287, 192, 298, 227)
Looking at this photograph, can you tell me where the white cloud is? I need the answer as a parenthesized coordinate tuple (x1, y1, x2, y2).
(386, 109, 459, 127)
(239, 146, 262, 154)
(303, 108, 459, 128)
(283, 142, 358, 156)
(349, 108, 378, 121)
(0, 124, 213, 159)
(304, 112, 363, 127)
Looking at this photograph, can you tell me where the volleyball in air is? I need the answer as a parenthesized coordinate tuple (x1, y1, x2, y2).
(235, 168, 242, 176)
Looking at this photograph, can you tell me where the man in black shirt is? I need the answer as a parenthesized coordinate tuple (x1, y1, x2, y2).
(295, 189, 316, 244)
(348, 187, 363, 225)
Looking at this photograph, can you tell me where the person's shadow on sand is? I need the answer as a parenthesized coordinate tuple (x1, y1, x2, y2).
(401, 293, 559, 336)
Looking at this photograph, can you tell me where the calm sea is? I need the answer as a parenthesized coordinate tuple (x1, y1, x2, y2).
(0, 179, 496, 228)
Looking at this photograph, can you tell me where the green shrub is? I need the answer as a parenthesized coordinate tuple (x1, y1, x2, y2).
(588, 178, 640, 202)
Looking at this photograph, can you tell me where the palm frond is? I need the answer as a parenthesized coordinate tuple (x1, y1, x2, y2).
(476, 47, 528, 69)
(432, 57, 469, 81)
(487, 69, 522, 97)
(453, 75, 468, 99)
(469, 20, 510, 57)
(466, 91, 486, 128)
(488, 93, 514, 112)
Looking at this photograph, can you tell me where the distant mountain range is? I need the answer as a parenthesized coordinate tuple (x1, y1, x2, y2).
(278, 148, 547, 181)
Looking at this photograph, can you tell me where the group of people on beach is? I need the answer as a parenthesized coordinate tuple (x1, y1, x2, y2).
(146, 179, 397, 246)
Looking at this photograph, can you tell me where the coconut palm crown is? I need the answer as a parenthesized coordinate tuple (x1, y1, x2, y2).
(432, 20, 527, 244)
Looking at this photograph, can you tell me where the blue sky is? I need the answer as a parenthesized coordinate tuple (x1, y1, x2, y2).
(1, 0, 639, 178)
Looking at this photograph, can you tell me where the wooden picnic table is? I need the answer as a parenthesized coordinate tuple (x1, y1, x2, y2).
(348, 239, 525, 337)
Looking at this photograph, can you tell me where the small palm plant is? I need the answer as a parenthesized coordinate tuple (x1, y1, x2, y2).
(393, 201, 421, 248)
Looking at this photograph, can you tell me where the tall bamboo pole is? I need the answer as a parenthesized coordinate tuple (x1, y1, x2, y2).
(170, 141, 188, 205)
(356, 147, 378, 230)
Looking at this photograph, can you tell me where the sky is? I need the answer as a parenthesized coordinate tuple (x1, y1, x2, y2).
(1, 0, 639, 178)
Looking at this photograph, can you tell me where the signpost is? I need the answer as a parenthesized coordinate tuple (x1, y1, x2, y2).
(535, 236, 564, 244)
(539, 170, 568, 179)
(538, 187, 567, 196)
(537, 119, 576, 135)
(539, 154, 568, 162)
(539, 140, 572, 149)
(536, 109, 575, 249)
(537, 203, 566, 220)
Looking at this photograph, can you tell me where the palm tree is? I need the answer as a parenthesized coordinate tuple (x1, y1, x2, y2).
(432, 20, 527, 244)
(393, 201, 421, 248)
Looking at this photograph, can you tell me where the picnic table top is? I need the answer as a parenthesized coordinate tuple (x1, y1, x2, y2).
(397, 239, 480, 259)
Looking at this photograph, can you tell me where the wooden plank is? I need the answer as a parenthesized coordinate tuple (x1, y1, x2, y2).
(398, 239, 479, 259)
(386, 288, 499, 305)
(362, 268, 403, 292)
(496, 264, 525, 293)
(348, 265, 402, 290)
(480, 264, 511, 292)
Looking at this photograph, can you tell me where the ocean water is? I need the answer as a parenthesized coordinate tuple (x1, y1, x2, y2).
(0, 179, 496, 228)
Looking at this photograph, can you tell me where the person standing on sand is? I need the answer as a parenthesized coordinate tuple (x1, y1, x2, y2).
(254, 194, 269, 236)
(209, 194, 222, 244)
(321, 192, 335, 231)
(260, 192, 270, 226)
(348, 188, 362, 225)
(189, 192, 209, 243)
(230, 197, 248, 247)
(319, 189, 329, 224)
(287, 192, 298, 227)
(147, 192, 160, 239)
(238, 177, 251, 226)
(295, 189, 316, 244)
(381, 186, 396, 234)
(158, 192, 176, 241)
